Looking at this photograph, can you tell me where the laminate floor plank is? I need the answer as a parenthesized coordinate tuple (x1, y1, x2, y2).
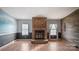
(0, 39, 79, 51)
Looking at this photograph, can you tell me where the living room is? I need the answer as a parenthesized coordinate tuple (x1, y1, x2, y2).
(0, 7, 79, 51)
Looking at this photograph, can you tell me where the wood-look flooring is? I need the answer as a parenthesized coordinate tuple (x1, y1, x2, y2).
(0, 39, 79, 51)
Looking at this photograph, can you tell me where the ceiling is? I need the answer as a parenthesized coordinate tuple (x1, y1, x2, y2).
(1, 7, 79, 20)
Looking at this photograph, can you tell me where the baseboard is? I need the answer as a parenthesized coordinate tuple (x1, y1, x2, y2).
(0, 40, 15, 50)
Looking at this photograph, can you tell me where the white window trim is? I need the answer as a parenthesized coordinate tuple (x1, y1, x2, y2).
(22, 24, 28, 35)
(49, 24, 57, 35)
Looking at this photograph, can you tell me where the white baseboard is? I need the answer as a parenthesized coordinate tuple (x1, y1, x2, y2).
(0, 40, 15, 50)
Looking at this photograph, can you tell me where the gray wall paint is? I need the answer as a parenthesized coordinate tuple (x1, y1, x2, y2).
(62, 9, 79, 47)
(16, 19, 61, 33)
(0, 9, 16, 47)
(47, 20, 61, 32)
(0, 34, 16, 47)
(17, 20, 32, 33)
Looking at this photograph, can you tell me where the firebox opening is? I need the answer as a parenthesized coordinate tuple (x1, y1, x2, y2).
(35, 30, 45, 40)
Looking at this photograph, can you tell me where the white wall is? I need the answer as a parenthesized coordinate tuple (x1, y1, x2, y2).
(2, 7, 78, 19)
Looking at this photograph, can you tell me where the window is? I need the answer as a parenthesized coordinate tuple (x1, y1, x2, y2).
(49, 24, 57, 35)
(22, 24, 28, 35)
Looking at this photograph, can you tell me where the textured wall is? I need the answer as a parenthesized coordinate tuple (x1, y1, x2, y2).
(62, 9, 79, 47)
(0, 9, 16, 47)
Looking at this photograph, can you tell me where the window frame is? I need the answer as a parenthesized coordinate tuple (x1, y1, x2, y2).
(49, 24, 57, 35)
(22, 24, 29, 35)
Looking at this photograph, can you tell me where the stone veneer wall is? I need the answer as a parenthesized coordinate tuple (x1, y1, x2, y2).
(62, 9, 79, 47)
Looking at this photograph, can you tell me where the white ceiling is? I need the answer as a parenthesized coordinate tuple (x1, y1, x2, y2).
(1, 7, 79, 20)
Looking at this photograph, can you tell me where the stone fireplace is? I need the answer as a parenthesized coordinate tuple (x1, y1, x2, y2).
(31, 16, 48, 44)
